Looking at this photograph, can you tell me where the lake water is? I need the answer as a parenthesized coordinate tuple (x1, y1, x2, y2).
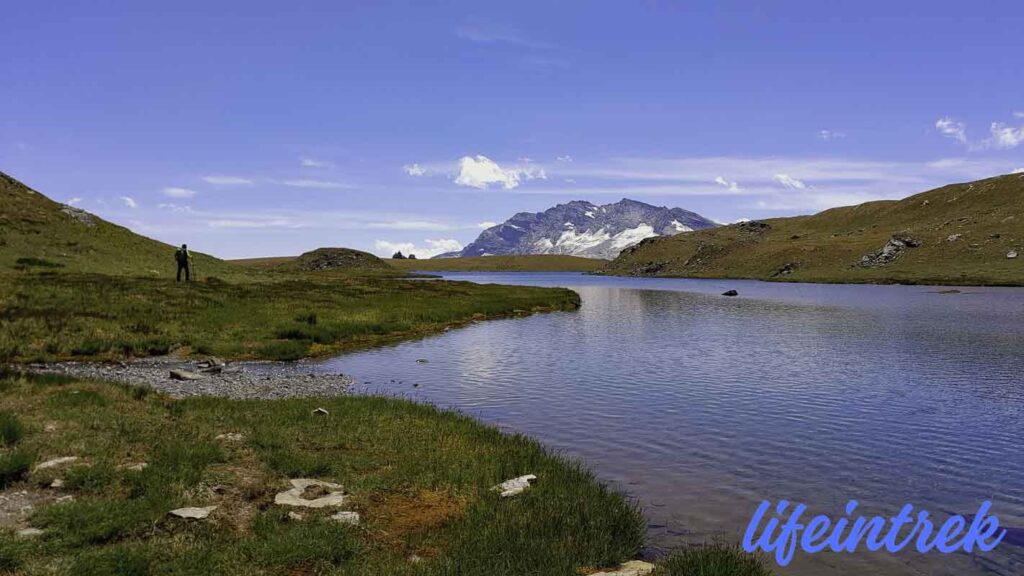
(314, 273, 1024, 576)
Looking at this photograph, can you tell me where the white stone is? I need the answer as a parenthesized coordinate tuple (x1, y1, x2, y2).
(312, 407, 330, 416)
(34, 456, 79, 471)
(329, 511, 360, 525)
(215, 432, 245, 442)
(590, 560, 657, 576)
(274, 479, 347, 508)
(492, 474, 537, 498)
(1009, 250, 1019, 259)
(287, 511, 305, 521)
(169, 505, 217, 519)
(17, 528, 44, 538)
(50, 479, 64, 489)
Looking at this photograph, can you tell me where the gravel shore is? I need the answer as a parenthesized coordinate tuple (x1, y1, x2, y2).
(23, 357, 353, 399)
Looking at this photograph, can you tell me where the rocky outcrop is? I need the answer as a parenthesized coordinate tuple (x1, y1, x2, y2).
(858, 232, 922, 267)
(293, 248, 391, 272)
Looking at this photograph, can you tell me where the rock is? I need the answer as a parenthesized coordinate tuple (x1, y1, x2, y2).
(312, 407, 330, 416)
(274, 479, 347, 508)
(590, 560, 657, 576)
(1009, 250, 1019, 259)
(415, 359, 428, 364)
(859, 232, 922, 267)
(34, 456, 79, 471)
(208, 357, 225, 367)
(492, 474, 537, 498)
(17, 528, 44, 538)
(120, 462, 148, 471)
(947, 233, 962, 242)
(55, 495, 75, 503)
(408, 554, 424, 564)
(169, 369, 203, 381)
(169, 505, 217, 519)
(200, 365, 224, 375)
(329, 511, 360, 525)
(287, 511, 305, 521)
(50, 479, 64, 489)
(721, 289, 738, 297)
(215, 432, 245, 442)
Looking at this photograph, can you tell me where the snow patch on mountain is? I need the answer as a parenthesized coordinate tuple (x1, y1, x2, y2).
(439, 198, 717, 259)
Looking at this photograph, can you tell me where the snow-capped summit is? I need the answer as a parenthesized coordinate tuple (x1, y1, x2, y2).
(438, 199, 717, 259)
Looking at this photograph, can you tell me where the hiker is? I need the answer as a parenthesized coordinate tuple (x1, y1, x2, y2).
(174, 244, 192, 282)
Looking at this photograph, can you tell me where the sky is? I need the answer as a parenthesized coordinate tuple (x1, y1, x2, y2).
(2, 1, 1022, 259)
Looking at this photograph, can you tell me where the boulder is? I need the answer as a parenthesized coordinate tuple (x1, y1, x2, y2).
(274, 479, 347, 508)
(492, 474, 537, 498)
(169, 369, 203, 381)
(329, 511, 361, 525)
(1009, 250, 1019, 259)
(34, 456, 79, 471)
(721, 289, 739, 297)
(859, 232, 922, 267)
(169, 505, 217, 519)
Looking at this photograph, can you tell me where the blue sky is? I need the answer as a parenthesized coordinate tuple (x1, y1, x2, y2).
(2, 1, 1022, 258)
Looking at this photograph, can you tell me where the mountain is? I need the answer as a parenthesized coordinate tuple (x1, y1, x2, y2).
(601, 173, 1024, 286)
(0, 170, 237, 278)
(440, 199, 717, 259)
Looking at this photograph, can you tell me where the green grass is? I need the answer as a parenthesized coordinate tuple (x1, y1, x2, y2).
(0, 371, 651, 575)
(656, 543, 772, 576)
(603, 173, 1024, 286)
(386, 254, 609, 272)
(0, 271, 580, 362)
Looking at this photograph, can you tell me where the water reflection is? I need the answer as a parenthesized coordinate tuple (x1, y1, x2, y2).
(315, 273, 1024, 576)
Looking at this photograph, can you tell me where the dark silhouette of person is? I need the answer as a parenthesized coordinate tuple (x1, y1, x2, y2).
(174, 244, 192, 282)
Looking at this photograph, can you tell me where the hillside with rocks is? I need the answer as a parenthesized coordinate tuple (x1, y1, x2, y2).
(601, 173, 1024, 286)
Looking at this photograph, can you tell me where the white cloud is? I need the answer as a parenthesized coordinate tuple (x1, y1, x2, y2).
(280, 179, 346, 189)
(1012, 168, 1024, 174)
(1014, 112, 1024, 119)
(477, 221, 498, 229)
(202, 175, 253, 185)
(556, 155, 574, 163)
(158, 203, 194, 213)
(773, 174, 808, 189)
(300, 158, 332, 168)
(403, 163, 427, 176)
(819, 130, 846, 141)
(454, 155, 546, 189)
(67, 197, 83, 206)
(366, 220, 451, 231)
(119, 196, 137, 208)
(936, 117, 967, 144)
(206, 218, 302, 229)
(714, 176, 741, 192)
(987, 122, 1024, 149)
(374, 238, 463, 259)
(454, 25, 548, 49)
(163, 187, 198, 198)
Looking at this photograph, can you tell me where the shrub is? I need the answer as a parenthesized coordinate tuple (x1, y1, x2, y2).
(0, 449, 34, 488)
(659, 543, 773, 576)
(0, 413, 24, 447)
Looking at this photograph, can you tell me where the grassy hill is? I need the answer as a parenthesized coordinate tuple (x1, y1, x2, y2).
(387, 255, 608, 272)
(0, 170, 581, 361)
(602, 173, 1024, 286)
(0, 171, 239, 279)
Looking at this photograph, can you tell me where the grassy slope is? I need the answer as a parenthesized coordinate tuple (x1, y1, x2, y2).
(387, 255, 608, 272)
(0, 171, 240, 280)
(0, 171, 580, 362)
(603, 173, 1024, 285)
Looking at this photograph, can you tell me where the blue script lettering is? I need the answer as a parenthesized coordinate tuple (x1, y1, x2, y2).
(742, 500, 1006, 567)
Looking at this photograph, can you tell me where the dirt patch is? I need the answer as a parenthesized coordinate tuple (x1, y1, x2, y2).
(0, 488, 62, 529)
(365, 488, 466, 553)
